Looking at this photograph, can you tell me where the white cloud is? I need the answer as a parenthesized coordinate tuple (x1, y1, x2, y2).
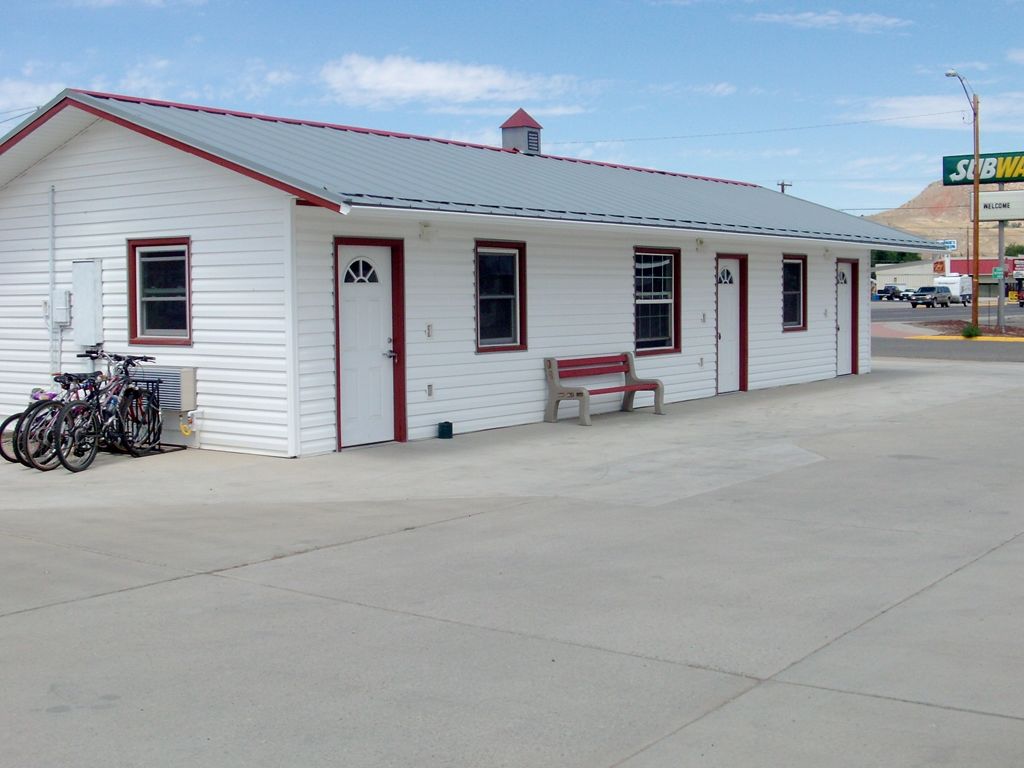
(1008, 49, 1024, 64)
(65, 0, 206, 6)
(690, 82, 737, 97)
(0, 78, 65, 113)
(434, 104, 585, 118)
(862, 93, 1024, 132)
(319, 54, 578, 110)
(435, 128, 502, 147)
(750, 10, 911, 33)
(83, 57, 176, 99)
(227, 60, 298, 100)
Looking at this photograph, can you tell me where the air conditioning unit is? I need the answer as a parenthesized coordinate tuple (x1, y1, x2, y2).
(131, 366, 197, 411)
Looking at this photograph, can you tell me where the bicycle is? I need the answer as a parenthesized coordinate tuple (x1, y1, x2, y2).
(13, 372, 100, 471)
(55, 352, 162, 472)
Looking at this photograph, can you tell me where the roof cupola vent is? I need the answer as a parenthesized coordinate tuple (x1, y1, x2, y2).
(501, 108, 542, 154)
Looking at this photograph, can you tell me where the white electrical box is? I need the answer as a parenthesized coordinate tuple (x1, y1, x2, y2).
(71, 260, 103, 346)
(51, 289, 71, 326)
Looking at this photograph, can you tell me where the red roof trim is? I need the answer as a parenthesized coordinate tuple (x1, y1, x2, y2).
(66, 89, 757, 188)
(0, 100, 75, 155)
(3, 95, 343, 211)
(500, 108, 542, 130)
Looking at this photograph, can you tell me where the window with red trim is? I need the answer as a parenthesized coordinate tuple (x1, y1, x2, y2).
(782, 255, 807, 331)
(634, 247, 681, 354)
(475, 241, 527, 352)
(128, 237, 192, 345)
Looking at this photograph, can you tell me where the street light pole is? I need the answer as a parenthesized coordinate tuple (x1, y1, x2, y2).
(947, 70, 981, 328)
(971, 91, 981, 329)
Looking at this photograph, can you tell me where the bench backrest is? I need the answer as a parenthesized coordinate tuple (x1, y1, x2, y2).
(554, 354, 629, 379)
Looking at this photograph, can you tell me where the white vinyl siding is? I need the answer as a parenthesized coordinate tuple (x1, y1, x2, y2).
(0, 116, 872, 457)
(0, 119, 293, 455)
(293, 211, 722, 447)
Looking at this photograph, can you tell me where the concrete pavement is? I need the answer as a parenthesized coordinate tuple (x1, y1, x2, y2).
(2, 358, 1024, 767)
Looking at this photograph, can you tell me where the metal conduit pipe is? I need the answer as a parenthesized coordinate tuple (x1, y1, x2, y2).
(48, 185, 58, 373)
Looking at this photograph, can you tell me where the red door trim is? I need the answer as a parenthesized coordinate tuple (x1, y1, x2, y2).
(715, 254, 749, 392)
(333, 237, 407, 449)
(838, 258, 859, 374)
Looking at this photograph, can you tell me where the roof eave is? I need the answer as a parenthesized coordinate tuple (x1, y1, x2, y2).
(344, 200, 944, 250)
(0, 90, 350, 214)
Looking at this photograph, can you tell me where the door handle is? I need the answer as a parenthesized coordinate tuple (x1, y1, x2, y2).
(383, 350, 398, 360)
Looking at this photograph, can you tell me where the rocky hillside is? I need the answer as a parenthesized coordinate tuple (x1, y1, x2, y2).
(867, 181, 1024, 256)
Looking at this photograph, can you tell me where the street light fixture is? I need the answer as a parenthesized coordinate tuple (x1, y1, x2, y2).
(945, 69, 981, 328)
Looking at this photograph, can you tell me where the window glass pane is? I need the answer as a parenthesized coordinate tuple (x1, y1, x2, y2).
(478, 253, 516, 297)
(141, 300, 188, 336)
(140, 252, 187, 298)
(783, 259, 803, 327)
(479, 297, 516, 343)
(635, 303, 671, 349)
(634, 253, 673, 300)
(783, 261, 802, 292)
(783, 293, 801, 326)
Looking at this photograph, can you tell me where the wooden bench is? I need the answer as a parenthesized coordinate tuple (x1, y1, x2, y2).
(544, 352, 665, 426)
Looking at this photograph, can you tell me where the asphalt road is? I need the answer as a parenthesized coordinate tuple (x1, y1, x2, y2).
(873, 336, 1024, 362)
(872, 300, 1024, 362)
(870, 298, 1024, 325)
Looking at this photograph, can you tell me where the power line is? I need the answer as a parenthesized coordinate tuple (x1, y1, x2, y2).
(547, 110, 965, 146)
(0, 109, 37, 126)
(841, 205, 970, 212)
(0, 106, 37, 116)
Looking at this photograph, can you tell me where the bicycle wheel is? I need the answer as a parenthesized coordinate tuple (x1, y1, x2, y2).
(55, 401, 101, 472)
(0, 411, 22, 463)
(22, 401, 64, 471)
(119, 388, 162, 457)
(15, 401, 56, 469)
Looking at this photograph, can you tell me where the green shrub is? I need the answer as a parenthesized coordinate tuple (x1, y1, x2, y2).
(962, 323, 981, 338)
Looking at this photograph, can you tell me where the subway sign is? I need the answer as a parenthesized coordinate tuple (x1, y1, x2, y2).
(943, 151, 1024, 185)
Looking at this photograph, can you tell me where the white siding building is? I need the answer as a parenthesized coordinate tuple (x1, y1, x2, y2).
(0, 90, 942, 457)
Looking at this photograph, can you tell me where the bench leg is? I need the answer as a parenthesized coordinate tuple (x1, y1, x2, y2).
(577, 391, 592, 426)
(654, 385, 665, 415)
(544, 396, 559, 423)
(621, 390, 636, 412)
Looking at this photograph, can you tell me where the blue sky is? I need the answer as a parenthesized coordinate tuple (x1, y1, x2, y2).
(3, 0, 1023, 213)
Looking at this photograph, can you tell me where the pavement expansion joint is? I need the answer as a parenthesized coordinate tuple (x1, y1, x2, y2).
(215, 572, 763, 684)
(767, 529, 1024, 684)
(772, 680, 1024, 724)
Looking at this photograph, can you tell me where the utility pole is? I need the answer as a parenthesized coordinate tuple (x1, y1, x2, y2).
(777, 181, 792, 194)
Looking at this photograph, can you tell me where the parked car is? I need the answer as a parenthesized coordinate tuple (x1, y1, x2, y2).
(898, 287, 916, 301)
(876, 285, 904, 300)
(909, 286, 953, 308)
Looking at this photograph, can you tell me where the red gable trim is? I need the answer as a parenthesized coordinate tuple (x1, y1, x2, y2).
(500, 108, 542, 130)
(0, 96, 344, 212)
(0, 99, 75, 155)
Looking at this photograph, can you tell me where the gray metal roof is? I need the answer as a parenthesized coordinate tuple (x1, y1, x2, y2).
(1, 90, 943, 250)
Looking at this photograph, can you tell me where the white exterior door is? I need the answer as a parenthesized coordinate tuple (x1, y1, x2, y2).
(836, 261, 854, 375)
(338, 245, 395, 446)
(717, 258, 741, 393)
